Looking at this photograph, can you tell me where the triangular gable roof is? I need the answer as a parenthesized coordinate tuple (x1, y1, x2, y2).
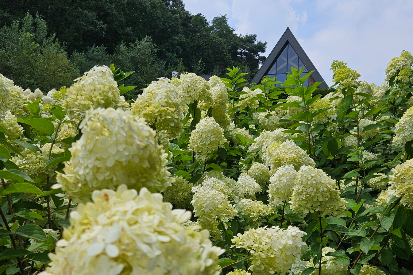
(252, 27, 328, 89)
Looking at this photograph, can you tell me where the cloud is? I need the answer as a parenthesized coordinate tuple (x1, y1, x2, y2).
(182, 0, 413, 86)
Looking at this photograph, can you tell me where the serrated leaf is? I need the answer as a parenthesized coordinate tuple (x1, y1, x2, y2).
(380, 247, 393, 265)
(27, 99, 40, 116)
(393, 206, 407, 229)
(119, 84, 136, 95)
(301, 267, 315, 275)
(6, 169, 34, 183)
(327, 138, 339, 156)
(0, 170, 26, 182)
(332, 256, 350, 266)
(15, 224, 47, 241)
(2, 183, 42, 195)
(51, 106, 66, 120)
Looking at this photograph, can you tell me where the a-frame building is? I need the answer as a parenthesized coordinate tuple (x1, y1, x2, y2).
(252, 27, 328, 89)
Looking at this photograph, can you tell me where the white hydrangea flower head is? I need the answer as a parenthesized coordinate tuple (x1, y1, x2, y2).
(131, 77, 186, 139)
(236, 199, 272, 224)
(376, 186, 398, 207)
(269, 165, 298, 207)
(247, 162, 271, 188)
(209, 76, 230, 129)
(307, 247, 347, 275)
(354, 81, 375, 103)
(227, 270, 251, 275)
(389, 159, 413, 208)
(232, 226, 306, 275)
(291, 166, 346, 216)
(393, 106, 413, 148)
(252, 111, 281, 130)
(227, 124, 253, 145)
(62, 65, 129, 123)
(285, 95, 303, 118)
(177, 73, 212, 105)
(0, 73, 13, 117)
(343, 135, 358, 148)
(56, 120, 78, 147)
(0, 111, 23, 140)
(41, 185, 224, 275)
(266, 140, 316, 171)
(11, 148, 49, 180)
(198, 170, 237, 194)
(385, 50, 413, 82)
(189, 117, 227, 162)
(236, 87, 263, 110)
(191, 185, 237, 239)
(367, 173, 388, 190)
(233, 173, 262, 201)
(310, 94, 337, 125)
(0, 73, 28, 118)
(56, 108, 172, 203)
(248, 129, 291, 161)
(360, 150, 377, 167)
(359, 265, 386, 275)
(350, 119, 380, 139)
(162, 176, 193, 209)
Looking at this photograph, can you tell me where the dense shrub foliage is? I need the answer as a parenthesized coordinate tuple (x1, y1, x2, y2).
(0, 51, 413, 275)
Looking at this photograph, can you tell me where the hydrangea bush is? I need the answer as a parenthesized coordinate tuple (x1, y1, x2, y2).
(1, 51, 413, 275)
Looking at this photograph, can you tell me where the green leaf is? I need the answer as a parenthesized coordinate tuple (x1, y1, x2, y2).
(218, 258, 234, 267)
(301, 267, 316, 275)
(0, 144, 11, 159)
(27, 252, 50, 263)
(0, 249, 31, 260)
(0, 125, 5, 133)
(207, 163, 222, 171)
(393, 206, 407, 229)
(6, 169, 34, 183)
(2, 183, 42, 195)
(15, 224, 47, 241)
(405, 140, 413, 158)
(381, 209, 396, 231)
(27, 99, 40, 116)
(25, 118, 54, 136)
(363, 123, 381, 131)
(327, 138, 340, 156)
(345, 111, 359, 118)
(0, 170, 26, 182)
(360, 239, 373, 253)
(332, 256, 350, 266)
(119, 84, 137, 95)
(51, 106, 66, 120)
(45, 155, 71, 168)
(380, 247, 393, 265)
(327, 217, 346, 227)
(218, 148, 227, 160)
(12, 140, 41, 152)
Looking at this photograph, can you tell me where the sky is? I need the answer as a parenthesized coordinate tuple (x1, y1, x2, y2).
(182, 0, 413, 86)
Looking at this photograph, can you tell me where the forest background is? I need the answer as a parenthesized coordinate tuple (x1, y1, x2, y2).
(0, 0, 267, 98)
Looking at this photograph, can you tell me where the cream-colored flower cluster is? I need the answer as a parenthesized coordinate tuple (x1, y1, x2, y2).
(367, 173, 388, 190)
(0, 73, 27, 118)
(252, 111, 281, 130)
(24, 88, 44, 102)
(290, 166, 346, 216)
(189, 117, 227, 162)
(11, 148, 48, 180)
(227, 270, 251, 275)
(131, 77, 186, 139)
(331, 60, 360, 92)
(247, 162, 271, 188)
(226, 124, 253, 145)
(388, 159, 413, 208)
(176, 73, 212, 106)
(232, 226, 306, 275)
(286, 95, 303, 118)
(0, 111, 23, 140)
(233, 173, 262, 201)
(57, 108, 172, 203)
(359, 265, 386, 275)
(236, 199, 272, 223)
(237, 87, 263, 109)
(265, 140, 315, 171)
(269, 165, 298, 207)
(191, 184, 237, 238)
(376, 186, 398, 207)
(310, 93, 337, 125)
(352, 119, 380, 139)
(162, 176, 193, 209)
(41, 185, 224, 275)
(393, 106, 413, 148)
(385, 51, 413, 83)
(209, 76, 230, 129)
(62, 66, 129, 123)
(248, 129, 291, 161)
(307, 247, 347, 275)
